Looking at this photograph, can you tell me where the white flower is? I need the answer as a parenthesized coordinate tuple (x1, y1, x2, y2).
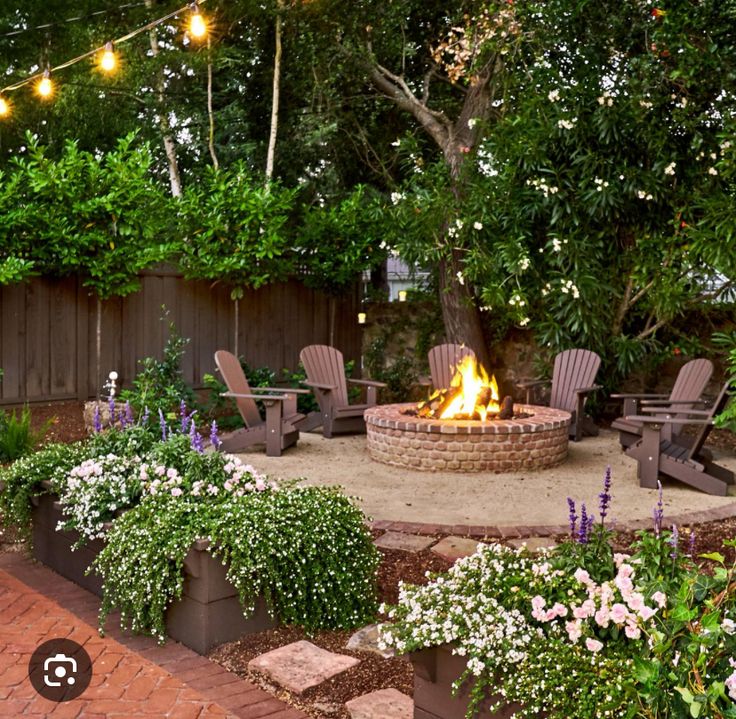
(468, 118, 478, 129)
(519, 257, 530, 271)
(664, 162, 676, 176)
(557, 118, 577, 130)
(548, 89, 560, 102)
(519, 317, 530, 327)
(391, 138, 401, 147)
(473, 221, 483, 230)
(456, 271, 465, 286)
(708, 167, 719, 176)
(640, 100, 653, 109)
(390, 192, 404, 205)
(552, 238, 562, 252)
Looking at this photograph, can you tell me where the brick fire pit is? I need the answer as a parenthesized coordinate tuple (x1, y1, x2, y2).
(364, 403, 571, 473)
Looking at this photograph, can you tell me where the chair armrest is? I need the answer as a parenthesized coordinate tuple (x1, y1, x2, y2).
(221, 391, 290, 402)
(302, 380, 337, 391)
(256, 386, 312, 395)
(610, 393, 669, 400)
(640, 407, 714, 417)
(574, 384, 602, 396)
(516, 379, 547, 389)
(348, 378, 388, 388)
(639, 398, 707, 407)
(625, 414, 713, 426)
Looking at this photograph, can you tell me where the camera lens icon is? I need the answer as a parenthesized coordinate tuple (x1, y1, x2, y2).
(29, 639, 92, 701)
(43, 653, 77, 687)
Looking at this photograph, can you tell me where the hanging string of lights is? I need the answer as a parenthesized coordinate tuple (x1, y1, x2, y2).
(0, 1, 209, 118)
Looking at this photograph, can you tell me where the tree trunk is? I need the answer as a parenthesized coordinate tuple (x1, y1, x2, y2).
(207, 38, 220, 170)
(265, 6, 283, 181)
(145, 0, 183, 196)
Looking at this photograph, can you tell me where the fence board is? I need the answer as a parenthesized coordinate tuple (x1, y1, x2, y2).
(0, 272, 361, 404)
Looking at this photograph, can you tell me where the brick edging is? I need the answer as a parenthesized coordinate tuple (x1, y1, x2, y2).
(369, 500, 736, 539)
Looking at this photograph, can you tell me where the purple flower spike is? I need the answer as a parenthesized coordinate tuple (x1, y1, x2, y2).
(653, 481, 664, 537)
(567, 497, 577, 537)
(189, 420, 204, 454)
(141, 406, 150, 427)
(180, 400, 189, 433)
(688, 530, 696, 557)
(599, 466, 612, 526)
(210, 420, 221, 450)
(158, 408, 168, 442)
(669, 524, 679, 559)
(108, 395, 116, 428)
(93, 404, 102, 433)
(578, 503, 589, 544)
(125, 401, 134, 426)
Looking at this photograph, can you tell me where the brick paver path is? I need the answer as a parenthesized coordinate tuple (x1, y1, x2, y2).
(0, 553, 306, 718)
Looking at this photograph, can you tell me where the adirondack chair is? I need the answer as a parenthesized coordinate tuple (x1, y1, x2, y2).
(625, 381, 734, 495)
(517, 349, 602, 442)
(214, 350, 312, 457)
(300, 344, 386, 438)
(427, 343, 477, 390)
(611, 358, 713, 449)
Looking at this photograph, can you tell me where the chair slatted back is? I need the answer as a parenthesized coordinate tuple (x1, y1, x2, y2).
(687, 381, 732, 460)
(428, 344, 476, 390)
(300, 345, 349, 407)
(214, 350, 262, 428)
(549, 349, 601, 414)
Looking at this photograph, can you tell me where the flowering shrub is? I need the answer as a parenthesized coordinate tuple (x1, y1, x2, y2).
(380, 470, 736, 718)
(93, 485, 379, 642)
(56, 454, 143, 546)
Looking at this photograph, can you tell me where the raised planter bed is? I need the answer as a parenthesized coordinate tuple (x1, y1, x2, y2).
(30, 492, 276, 654)
(410, 644, 531, 719)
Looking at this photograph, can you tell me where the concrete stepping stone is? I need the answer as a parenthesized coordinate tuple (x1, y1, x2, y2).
(346, 623, 395, 658)
(507, 536, 558, 553)
(346, 688, 413, 719)
(374, 531, 434, 552)
(430, 535, 482, 561)
(248, 640, 360, 693)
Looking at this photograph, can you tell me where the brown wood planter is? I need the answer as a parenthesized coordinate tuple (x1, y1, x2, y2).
(410, 644, 530, 719)
(30, 492, 276, 654)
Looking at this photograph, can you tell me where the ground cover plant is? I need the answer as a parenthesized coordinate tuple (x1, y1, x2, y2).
(380, 470, 736, 719)
(0, 410, 380, 644)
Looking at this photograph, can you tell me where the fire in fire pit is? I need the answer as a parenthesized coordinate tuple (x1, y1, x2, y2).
(408, 355, 523, 421)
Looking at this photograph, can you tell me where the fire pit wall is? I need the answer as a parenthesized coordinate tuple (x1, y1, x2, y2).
(365, 403, 571, 473)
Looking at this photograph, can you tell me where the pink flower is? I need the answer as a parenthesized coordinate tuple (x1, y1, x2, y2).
(574, 568, 592, 585)
(626, 592, 645, 612)
(651, 591, 667, 608)
(613, 553, 630, 567)
(638, 606, 657, 622)
(565, 620, 582, 643)
(585, 638, 603, 653)
(166, 467, 178, 479)
(594, 606, 610, 628)
(531, 596, 546, 611)
(170, 487, 183, 497)
(610, 603, 629, 624)
(573, 600, 596, 620)
(625, 623, 641, 640)
(552, 603, 568, 618)
(615, 575, 634, 594)
(617, 563, 634, 578)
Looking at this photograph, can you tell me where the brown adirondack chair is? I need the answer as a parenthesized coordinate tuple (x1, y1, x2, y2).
(299, 344, 386, 438)
(517, 348, 602, 442)
(427, 343, 477, 390)
(214, 350, 312, 456)
(611, 358, 714, 449)
(625, 381, 734, 495)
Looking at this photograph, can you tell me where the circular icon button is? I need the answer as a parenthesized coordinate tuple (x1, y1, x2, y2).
(28, 638, 92, 702)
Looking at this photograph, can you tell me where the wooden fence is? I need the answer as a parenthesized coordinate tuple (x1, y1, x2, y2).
(0, 268, 361, 404)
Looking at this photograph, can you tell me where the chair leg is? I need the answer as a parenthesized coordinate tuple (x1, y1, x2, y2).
(637, 425, 663, 489)
(265, 402, 284, 457)
(322, 412, 334, 439)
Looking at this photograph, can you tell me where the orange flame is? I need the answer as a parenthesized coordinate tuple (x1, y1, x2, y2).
(439, 355, 501, 421)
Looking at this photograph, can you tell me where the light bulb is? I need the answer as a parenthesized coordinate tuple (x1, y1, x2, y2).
(0, 96, 9, 117)
(100, 42, 117, 73)
(36, 71, 53, 99)
(189, 4, 207, 38)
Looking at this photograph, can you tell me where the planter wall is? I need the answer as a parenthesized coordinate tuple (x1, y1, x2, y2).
(410, 644, 529, 719)
(31, 493, 276, 654)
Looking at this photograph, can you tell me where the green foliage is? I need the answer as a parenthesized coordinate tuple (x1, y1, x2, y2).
(0, 442, 87, 541)
(363, 336, 418, 403)
(0, 405, 52, 463)
(712, 330, 736, 430)
(120, 324, 195, 416)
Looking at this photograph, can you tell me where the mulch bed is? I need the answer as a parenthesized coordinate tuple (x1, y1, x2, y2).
(2, 400, 736, 717)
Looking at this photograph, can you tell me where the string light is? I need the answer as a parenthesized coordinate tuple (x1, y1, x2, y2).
(99, 42, 117, 73)
(189, 2, 208, 39)
(1, 0, 210, 102)
(0, 96, 9, 117)
(36, 70, 54, 99)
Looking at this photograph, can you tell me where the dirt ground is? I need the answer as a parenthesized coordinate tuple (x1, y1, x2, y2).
(234, 429, 736, 528)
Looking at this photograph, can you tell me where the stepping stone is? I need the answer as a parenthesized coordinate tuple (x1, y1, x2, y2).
(430, 536, 482, 561)
(248, 640, 360, 693)
(346, 688, 413, 719)
(374, 531, 434, 552)
(346, 624, 395, 658)
(507, 536, 558, 553)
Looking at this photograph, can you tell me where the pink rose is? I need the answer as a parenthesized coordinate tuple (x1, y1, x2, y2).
(565, 620, 582, 643)
(531, 596, 546, 611)
(615, 575, 634, 594)
(638, 606, 657, 622)
(610, 603, 629, 625)
(552, 603, 568, 618)
(585, 638, 603, 653)
(574, 568, 592, 585)
(594, 607, 610, 628)
(170, 487, 183, 497)
(626, 592, 645, 612)
(625, 623, 641, 640)
(651, 591, 667, 608)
